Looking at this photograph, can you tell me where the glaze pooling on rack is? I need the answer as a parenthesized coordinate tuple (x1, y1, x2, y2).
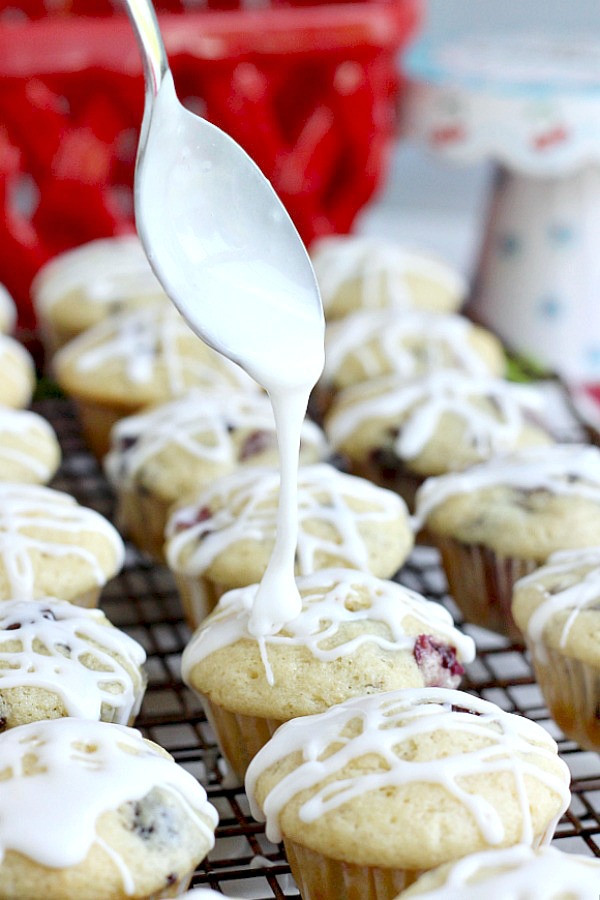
(0, 483, 125, 599)
(0, 598, 147, 724)
(246, 687, 571, 847)
(0, 718, 218, 890)
(165, 463, 411, 579)
(181, 567, 475, 689)
(325, 370, 549, 462)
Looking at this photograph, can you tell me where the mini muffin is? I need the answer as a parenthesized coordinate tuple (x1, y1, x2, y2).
(0, 284, 17, 335)
(31, 235, 169, 358)
(182, 567, 476, 782)
(324, 370, 553, 510)
(0, 597, 147, 730)
(0, 335, 36, 409)
(165, 463, 414, 628)
(0, 483, 125, 607)
(414, 444, 600, 642)
(512, 547, 600, 751)
(245, 687, 571, 900)
(310, 234, 467, 320)
(396, 844, 600, 898)
(0, 406, 61, 485)
(0, 717, 218, 899)
(313, 308, 505, 417)
(104, 388, 329, 562)
(53, 303, 258, 458)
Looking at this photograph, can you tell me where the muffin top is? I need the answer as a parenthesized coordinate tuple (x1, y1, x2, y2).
(0, 597, 147, 728)
(0, 406, 61, 485)
(0, 284, 17, 335)
(0, 335, 36, 409)
(245, 687, 571, 870)
(396, 844, 600, 898)
(53, 303, 257, 408)
(325, 371, 553, 477)
(165, 463, 414, 589)
(0, 717, 218, 897)
(105, 388, 329, 504)
(182, 568, 475, 718)
(310, 235, 467, 320)
(321, 309, 505, 392)
(0, 483, 125, 602)
(512, 546, 600, 666)
(414, 444, 600, 560)
(32, 235, 168, 331)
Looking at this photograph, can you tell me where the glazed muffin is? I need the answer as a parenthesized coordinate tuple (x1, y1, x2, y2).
(0, 335, 36, 409)
(53, 303, 258, 458)
(396, 844, 600, 898)
(512, 547, 600, 751)
(182, 568, 475, 782)
(0, 483, 125, 607)
(324, 371, 553, 510)
(0, 597, 147, 730)
(0, 284, 17, 335)
(165, 463, 414, 628)
(104, 388, 329, 561)
(414, 443, 600, 642)
(245, 687, 571, 900)
(0, 717, 218, 899)
(313, 308, 505, 417)
(0, 406, 61, 485)
(31, 235, 169, 358)
(310, 234, 467, 320)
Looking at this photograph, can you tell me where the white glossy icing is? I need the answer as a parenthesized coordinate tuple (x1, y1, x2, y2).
(181, 568, 475, 689)
(166, 463, 409, 625)
(401, 843, 600, 898)
(104, 388, 328, 490)
(54, 304, 257, 394)
(0, 406, 59, 481)
(414, 443, 600, 528)
(0, 717, 217, 880)
(0, 598, 147, 723)
(0, 284, 17, 335)
(31, 235, 167, 313)
(0, 484, 125, 599)
(245, 687, 571, 847)
(326, 370, 546, 462)
(310, 235, 466, 313)
(323, 309, 497, 384)
(515, 547, 600, 666)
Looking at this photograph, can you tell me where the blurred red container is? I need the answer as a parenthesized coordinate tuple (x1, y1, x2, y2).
(0, 0, 421, 331)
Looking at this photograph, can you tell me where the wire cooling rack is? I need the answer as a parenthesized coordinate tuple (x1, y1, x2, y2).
(35, 394, 600, 897)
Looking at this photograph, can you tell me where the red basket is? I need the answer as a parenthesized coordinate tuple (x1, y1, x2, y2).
(0, 1, 421, 331)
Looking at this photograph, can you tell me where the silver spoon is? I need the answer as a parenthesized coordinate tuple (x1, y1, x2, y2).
(123, 0, 325, 635)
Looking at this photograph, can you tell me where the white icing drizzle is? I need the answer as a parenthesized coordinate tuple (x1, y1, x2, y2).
(401, 843, 600, 898)
(0, 598, 147, 723)
(104, 388, 327, 490)
(181, 568, 475, 688)
(165, 463, 409, 585)
(0, 406, 59, 482)
(414, 443, 600, 528)
(0, 484, 125, 599)
(515, 547, 600, 666)
(31, 235, 167, 313)
(0, 718, 218, 879)
(0, 335, 35, 405)
(245, 687, 571, 847)
(326, 371, 546, 462)
(323, 308, 495, 385)
(310, 235, 466, 314)
(0, 284, 17, 335)
(54, 304, 257, 394)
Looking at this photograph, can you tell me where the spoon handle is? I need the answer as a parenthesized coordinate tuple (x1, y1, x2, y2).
(123, 0, 170, 100)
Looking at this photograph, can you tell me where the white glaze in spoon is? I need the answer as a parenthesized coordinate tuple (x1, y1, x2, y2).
(125, 0, 325, 636)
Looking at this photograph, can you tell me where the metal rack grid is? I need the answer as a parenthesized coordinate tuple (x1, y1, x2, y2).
(35, 394, 600, 897)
